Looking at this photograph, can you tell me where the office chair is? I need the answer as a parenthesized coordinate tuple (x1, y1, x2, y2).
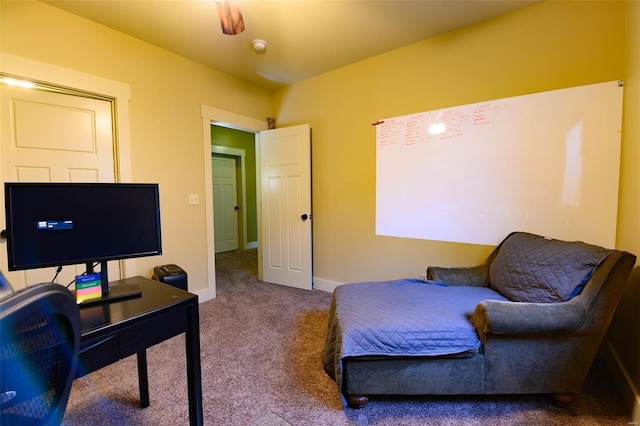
(0, 281, 81, 426)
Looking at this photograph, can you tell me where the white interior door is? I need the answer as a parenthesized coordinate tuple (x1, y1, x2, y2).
(259, 124, 312, 290)
(212, 155, 239, 253)
(0, 84, 117, 290)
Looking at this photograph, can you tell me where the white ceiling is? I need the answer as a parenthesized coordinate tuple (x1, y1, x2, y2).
(42, 0, 538, 90)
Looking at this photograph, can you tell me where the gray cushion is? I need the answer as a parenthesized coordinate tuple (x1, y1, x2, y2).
(426, 264, 488, 287)
(489, 232, 611, 303)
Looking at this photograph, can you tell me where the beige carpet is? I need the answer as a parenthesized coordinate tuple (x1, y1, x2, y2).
(62, 249, 631, 425)
(251, 412, 292, 426)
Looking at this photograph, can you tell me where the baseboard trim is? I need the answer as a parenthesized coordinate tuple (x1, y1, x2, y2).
(195, 286, 216, 303)
(605, 341, 640, 422)
(312, 277, 342, 293)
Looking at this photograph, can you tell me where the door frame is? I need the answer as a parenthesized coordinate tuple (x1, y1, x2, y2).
(201, 106, 268, 300)
(0, 53, 136, 278)
(211, 145, 249, 250)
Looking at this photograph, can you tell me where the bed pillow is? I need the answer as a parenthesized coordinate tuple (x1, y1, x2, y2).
(489, 232, 611, 303)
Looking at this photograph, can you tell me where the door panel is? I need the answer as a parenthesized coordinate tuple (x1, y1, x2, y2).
(266, 175, 283, 268)
(0, 85, 117, 290)
(212, 155, 239, 253)
(259, 124, 311, 290)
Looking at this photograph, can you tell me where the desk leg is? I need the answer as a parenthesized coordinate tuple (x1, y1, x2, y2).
(186, 301, 203, 426)
(137, 350, 150, 408)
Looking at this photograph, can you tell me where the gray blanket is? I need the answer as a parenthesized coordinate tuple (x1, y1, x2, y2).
(322, 279, 507, 400)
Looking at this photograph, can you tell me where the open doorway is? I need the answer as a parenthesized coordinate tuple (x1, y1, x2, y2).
(211, 125, 260, 289)
(200, 105, 268, 300)
(201, 106, 312, 299)
(211, 126, 258, 253)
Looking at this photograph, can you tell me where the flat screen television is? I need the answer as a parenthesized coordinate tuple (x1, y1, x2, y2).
(4, 182, 162, 301)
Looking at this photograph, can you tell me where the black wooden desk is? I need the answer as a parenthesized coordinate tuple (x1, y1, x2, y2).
(75, 276, 203, 426)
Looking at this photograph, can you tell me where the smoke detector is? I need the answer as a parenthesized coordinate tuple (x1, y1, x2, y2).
(252, 39, 267, 52)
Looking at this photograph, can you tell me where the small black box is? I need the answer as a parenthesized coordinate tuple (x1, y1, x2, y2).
(152, 264, 188, 291)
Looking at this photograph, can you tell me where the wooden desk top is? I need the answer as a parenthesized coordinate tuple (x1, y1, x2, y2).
(79, 275, 197, 340)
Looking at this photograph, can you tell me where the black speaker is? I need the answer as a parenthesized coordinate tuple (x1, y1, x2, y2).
(152, 264, 188, 291)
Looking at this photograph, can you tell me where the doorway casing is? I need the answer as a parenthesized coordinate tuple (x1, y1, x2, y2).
(201, 105, 268, 300)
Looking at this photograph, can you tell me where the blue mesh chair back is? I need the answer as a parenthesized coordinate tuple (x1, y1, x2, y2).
(1, 282, 80, 426)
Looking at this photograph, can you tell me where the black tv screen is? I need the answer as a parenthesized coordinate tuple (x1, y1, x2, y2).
(4, 182, 162, 271)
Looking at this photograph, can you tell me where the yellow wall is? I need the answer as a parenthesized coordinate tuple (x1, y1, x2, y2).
(273, 0, 626, 285)
(610, 0, 640, 420)
(0, 1, 272, 293)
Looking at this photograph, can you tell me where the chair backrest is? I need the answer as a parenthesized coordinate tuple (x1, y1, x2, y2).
(486, 231, 636, 332)
(0, 282, 80, 426)
(487, 232, 615, 303)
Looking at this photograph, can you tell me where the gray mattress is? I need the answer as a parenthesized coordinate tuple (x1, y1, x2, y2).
(322, 279, 508, 400)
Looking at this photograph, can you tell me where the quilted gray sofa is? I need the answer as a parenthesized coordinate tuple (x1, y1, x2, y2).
(322, 232, 636, 408)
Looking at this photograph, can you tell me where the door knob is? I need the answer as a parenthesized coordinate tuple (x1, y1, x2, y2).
(301, 214, 309, 221)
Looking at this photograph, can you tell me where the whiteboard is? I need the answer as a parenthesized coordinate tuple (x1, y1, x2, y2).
(375, 81, 624, 247)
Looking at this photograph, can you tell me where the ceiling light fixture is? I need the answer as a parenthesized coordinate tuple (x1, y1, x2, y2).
(215, 0, 245, 35)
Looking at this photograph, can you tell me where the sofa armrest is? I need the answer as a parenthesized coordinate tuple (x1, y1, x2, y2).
(426, 264, 488, 287)
(473, 299, 585, 335)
